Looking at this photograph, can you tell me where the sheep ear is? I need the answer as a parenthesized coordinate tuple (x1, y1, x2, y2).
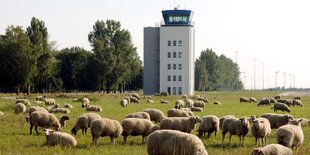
(299, 119, 303, 122)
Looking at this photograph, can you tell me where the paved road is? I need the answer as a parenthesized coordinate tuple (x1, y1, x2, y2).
(279, 91, 310, 97)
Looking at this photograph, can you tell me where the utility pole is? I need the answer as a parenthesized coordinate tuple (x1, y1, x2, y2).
(253, 58, 256, 90)
(275, 71, 279, 90)
(283, 72, 286, 90)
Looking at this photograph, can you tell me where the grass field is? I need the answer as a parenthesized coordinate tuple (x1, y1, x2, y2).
(0, 91, 309, 155)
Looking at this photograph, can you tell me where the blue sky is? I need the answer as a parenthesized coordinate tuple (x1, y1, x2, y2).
(1, 0, 310, 89)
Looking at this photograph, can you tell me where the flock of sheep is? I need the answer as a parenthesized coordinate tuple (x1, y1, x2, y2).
(1, 93, 309, 155)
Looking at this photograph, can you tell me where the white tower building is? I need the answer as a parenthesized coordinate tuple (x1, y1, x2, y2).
(144, 8, 195, 95)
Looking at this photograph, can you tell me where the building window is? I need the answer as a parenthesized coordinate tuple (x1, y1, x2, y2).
(178, 87, 182, 95)
(178, 52, 182, 58)
(168, 64, 171, 70)
(168, 75, 171, 81)
(173, 40, 176, 46)
(168, 52, 171, 58)
(173, 87, 177, 95)
(173, 75, 176, 81)
(167, 87, 171, 95)
(168, 40, 171, 46)
(178, 40, 182, 46)
(173, 64, 176, 70)
(178, 75, 182, 81)
(173, 52, 176, 58)
(178, 64, 182, 70)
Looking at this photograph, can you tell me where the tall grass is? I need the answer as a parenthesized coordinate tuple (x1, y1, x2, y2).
(0, 91, 309, 155)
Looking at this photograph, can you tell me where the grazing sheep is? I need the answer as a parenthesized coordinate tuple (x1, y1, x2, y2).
(46, 104, 60, 112)
(14, 103, 27, 114)
(240, 97, 251, 103)
(197, 115, 220, 138)
(275, 95, 281, 100)
(51, 108, 70, 114)
(132, 93, 140, 100)
(219, 115, 236, 129)
(294, 118, 309, 126)
(180, 108, 195, 116)
(59, 116, 70, 127)
(184, 99, 194, 108)
(294, 96, 301, 100)
(257, 98, 271, 106)
(123, 97, 131, 103)
(160, 99, 169, 104)
(147, 130, 208, 155)
(16, 99, 31, 106)
(292, 99, 303, 107)
(250, 97, 257, 103)
(43, 98, 56, 106)
(121, 118, 160, 144)
(269, 98, 276, 103)
(167, 108, 190, 117)
(85, 105, 102, 112)
(198, 97, 209, 103)
(143, 108, 165, 123)
(193, 101, 205, 108)
(27, 106, 48, 115)
(260, 113, 294, 129)
(271, 102, 291, 113)
(147, 99, 154, 103)
(160, 116, 200, 133)
(120, 99, 128, 107)
(129, 96, 139, 104)
(182, 94, 188, 98)
(251, 144, 292, 155)
(44, 129, 77, 147)
(126, 112, 151, 120)
(221, 117, 250, 145)
(90, 118, 123, 145)
(64, 103, 73, 108)
(213, 101, 221, 105)
(251, 117, 271, 146)
(191, 107, 203, 112)
(35, 95, 46, 101)
(29, 111, 61, 135)
(144, 96, 152, 99)
(71, 113, 101, 136)
(276, 119, 304, 149)
(277, 99, 292, 107)
(175, 99, 185, 109)
(81, 97, 90, 108)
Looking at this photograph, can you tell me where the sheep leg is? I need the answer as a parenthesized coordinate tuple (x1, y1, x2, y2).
(214, 131, 217, 138)
(207, 132, 211, 139)
(255, 137, 258, 146)
(221, 133, 226, 144)
(35, 126, 39, 135)
(85, 128, 87, 134)
(110, 136, 115, 145)
(142, 136, 145, 144)
(123, 136, 127, 144)
(30, 125, 33, 135)
(229, 134, 232, 144)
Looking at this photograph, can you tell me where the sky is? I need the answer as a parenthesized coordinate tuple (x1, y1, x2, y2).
(1, 0, 310, 89)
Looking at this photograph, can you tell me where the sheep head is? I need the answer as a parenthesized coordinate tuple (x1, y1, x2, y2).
(43, 129, 54, 136)
(251, 148, 266, 155)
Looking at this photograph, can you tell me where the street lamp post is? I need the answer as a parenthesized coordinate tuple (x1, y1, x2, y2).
(253, 58, 256, 90)
(283, 72, 286, 90)
(289, 74, 292, 89)
(275, 71, 279, 90)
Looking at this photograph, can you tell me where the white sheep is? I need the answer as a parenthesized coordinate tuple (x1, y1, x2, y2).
(219, 115, 236, 129)
(46, 104, 60, 112)
(132, 93, 140, 100)
(167, 108, 190, 117)
(160, 116, 201, 133)
(43, 98, 56, 106)
(240, 97, 251, 103)
(51, 108, 70, 114)
(126, 112, 151, 120)
(85, 105, 102, 112)
(221, 117, 250, 145)
(121, 118, 160, 144)
(27, 106, 48, 115)
(147, 99, 154, 103)
(64, 103, 73, 108)
(35, 95, 46, 101)
(129, 96, 140, 103)
(143, 108, 166, 123)
(250, 117, 271, 146)
(271, 102, 291, 113)
(294, 118, 309, 126)
(193, 101, 205, 108)
(292, 99, 303, 107)
(191, 107, 203, 112)
(71, 113, 101, 136)
(81, 97, 90, 108)
(175, 99, 185, 109)
(276, 119, 304, 149)
(260, 113, 294, 129)
(160, 99, 169, 104)
(120, 99, 128, 107)
(44, 129, 77, 147)
(14, 102, 27, 114)
(184, 98, 194, 108)
(214, 101, 221, 105)
(16, 99, 31, 106)
(257, 98, 271, 106)
(180, 108, 195, 116)
(0, 111, 4, 116)
(29, 111, 61, 135)
(198, 97, 209, 103)
(251, 144, 292, 155)
(147, 130, 208, 155)
(197, 115, 220, 138)
(90, 117, 123, 145)
(249, 97, 257, 103)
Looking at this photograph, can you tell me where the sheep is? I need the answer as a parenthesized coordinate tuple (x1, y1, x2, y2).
(126, 112, 151, 120)
(197, 115, 220, 138)
(147, 130, 208, 155)
(123, 97, 131, 104)
(33, 101, 44, 106)
(182, 94, 188, 98)
(250, 117, 271, 146)
(271, 102, 291, 113)
(64, 103, 73, 108)
(129, 96, 140, 104)
(257, 98, 271, 106)
(269, 98, 276, 103)
(198, 97, 209, 103)
(51, 108, 71, 114)
(180, 108, 195, 116)
(193, 101, 205, 108)
(292, 99, 303, 107)
(277, 99, 292, 107)
(240, 97, 251, 103)
(0, 111, 4, 116)
(294, 96, 301, 100)
(132, 93, 140, 100)
(167, 108, 190, 117)
(16, 99, 31, 106)
(27, 106, 48, 115)
(14, 103, 27, 114)
(160, 99, 169, 104)
(191, 107, 203, 112)
(221, 117, 250, 145)
(160, 116, 201, 133)
(143, 108, 165, 123)
(43, 98, 56, 106)
(46, 104, 60, 112)
(275, 95, 281, 100)
(144, 96, 152, 99)
(184, 98, 194, 108)
(85, 105, 102, 112)
(294, 118, 309, 126)
(175, 99, 185, 109)
(219, 115, 236, 129)
(121, 118, 160, 144)
(29, 111, 61, 135)
(59, 116, 70, 128)
(213, 101, 221, 105)
(81, 97, 90, 108)
(90, 117, 123, 145)
(251, 144, 293, 155)
(35, 95, 46, 101)
(276, 119, 304, 149)
(250, 97, 257, 103)
(147, 99, 154, 103)
(71, 113, 101, 136)
(120, 99, 128, 107)
(44, 129, 77, 147)
(260, 113, 294, 129)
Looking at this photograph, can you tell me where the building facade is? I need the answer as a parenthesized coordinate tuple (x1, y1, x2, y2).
(144, 9, 195, 95)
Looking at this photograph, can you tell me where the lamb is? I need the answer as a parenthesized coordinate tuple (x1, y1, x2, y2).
(271, 102, 291, 113)
(121, 118, 160, 144)
(250, 117, 271, 146)
(250, 97, 257, 103)
(260, 113, 294, 129)
(129, 96, 139, 103)
(240, 97, 251, 103)
(71, 113, 101, 136)
(59, 116, 70, 127)
(27, 106, 48, 115)
(175, 99, 185, 109)
(147, 99, 154, 103)
(120, 99, 128, 107)
(143, 108, 165, 123)
(51, 108, 71, 114)
(85, 105, 102, 112)
(160, 116, 201, 133)
(251, 144, 293, 155)
(64, 103, 73, 108)
(46, 104, 60, 112)
(90, 117, 123, 145)
(257, 98, 271, 106)
(193, 101, 205, 108)
(132, 93, 140, 100)
(276, 119, 304, 149)
(167, 108, 190, 117)
(191, 107, 203, 112)
(29, 111, 61, 134)
(219, 115, 236, 129)
(147, 130, 208, 155)
(43, 98, 56, 106)
(184, 99, 194, 108)
(44, 129, 77, 147)
(292, 99, 303, 107)
(197, 115, 219, 138)
(14, 102, 27, 114)
(126, 112, 151, 120)
(16, 99, 31, 106)
(160, 99, 169, 104)
(221, 117, 250, 145)
(81, 97, 90, 108)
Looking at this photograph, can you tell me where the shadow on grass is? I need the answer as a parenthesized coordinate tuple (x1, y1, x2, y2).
(208, 143, 253, 149)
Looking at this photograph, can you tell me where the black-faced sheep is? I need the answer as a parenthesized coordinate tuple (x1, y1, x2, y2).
(71, 113, 101, 136)
(197, 115, 219, 138)
(44, 129, 77, 147)
(221, 117, 250, 145)
(59, 116, 70, 128)
(250, 117, 271, 146)
(143, 108, 165, 123)
(260, 113, 294, 129)
(251, 144, 292, 155)
(160, 116, 201, 133)
(276, 119, 304, 149)
(271, 102, 291, 113)
(257, 98, 270, 106)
